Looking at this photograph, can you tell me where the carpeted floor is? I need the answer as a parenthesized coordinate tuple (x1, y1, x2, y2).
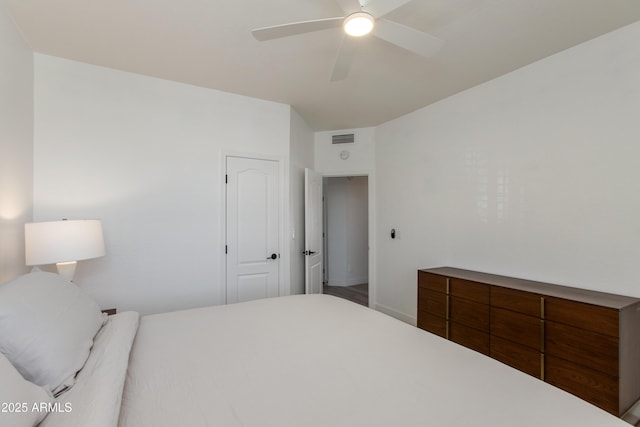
(323, 283, 368, 306)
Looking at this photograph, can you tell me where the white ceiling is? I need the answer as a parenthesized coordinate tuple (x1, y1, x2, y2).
(6, 0, 640, 131)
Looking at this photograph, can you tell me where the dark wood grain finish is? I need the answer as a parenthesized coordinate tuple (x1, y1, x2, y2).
(545, 297, 618, 337)
(450, 297, 489, 332)
(419, 289, 447, 318)
(417, 267, 640, 416)
(491, 307, 542, 351)
(490, 335, 542, 379)
(420, 267, 639, 309)
(417, 275, 446, 334)
(545, 320, 619, 377)
(491, 286, 542, 317)
(450, 322, 489, 355)
(418, 313, 447, 338)
(418, 270, 447, 294)
(449, 278, 490, 304)
(546, 355, 619, 415)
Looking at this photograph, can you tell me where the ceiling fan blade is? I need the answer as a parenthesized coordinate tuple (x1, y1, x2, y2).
(373, 19, 444, 57)
(361, 0, 413, 18)
(252, 17, 344, 41)
(330, 36, 358, 81)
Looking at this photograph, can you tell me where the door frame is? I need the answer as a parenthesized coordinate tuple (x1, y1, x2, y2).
(220, 151, 288, 305)
(320, 171, 375, 309)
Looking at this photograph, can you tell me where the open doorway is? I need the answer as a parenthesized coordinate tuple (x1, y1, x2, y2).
(322, 176, 369, 306)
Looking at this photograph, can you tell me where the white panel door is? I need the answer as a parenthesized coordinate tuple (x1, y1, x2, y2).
(304, 168, 323, 294)
(226, 156, 280, 304)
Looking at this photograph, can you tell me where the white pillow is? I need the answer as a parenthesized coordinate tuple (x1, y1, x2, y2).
(0, 351, 54, 426)
(0, 272, 106, 395)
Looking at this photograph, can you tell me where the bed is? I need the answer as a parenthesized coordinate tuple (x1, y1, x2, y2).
(0, 272, 635, 427)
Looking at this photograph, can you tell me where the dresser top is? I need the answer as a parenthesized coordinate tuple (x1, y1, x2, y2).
(419, 267, 640, 309)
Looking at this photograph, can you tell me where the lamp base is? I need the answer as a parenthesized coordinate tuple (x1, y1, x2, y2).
(56, 261, 77, 282)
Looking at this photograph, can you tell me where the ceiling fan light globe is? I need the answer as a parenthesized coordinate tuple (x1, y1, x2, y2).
(343, 12, 375, 37)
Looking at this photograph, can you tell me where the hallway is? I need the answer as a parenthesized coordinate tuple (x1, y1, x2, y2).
(323, 283, 368, 306)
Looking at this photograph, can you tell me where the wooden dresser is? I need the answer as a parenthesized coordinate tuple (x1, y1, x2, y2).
(417, 267, 640, 416)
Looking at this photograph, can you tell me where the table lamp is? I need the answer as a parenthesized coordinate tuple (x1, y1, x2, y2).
(25, 219, 105, 281)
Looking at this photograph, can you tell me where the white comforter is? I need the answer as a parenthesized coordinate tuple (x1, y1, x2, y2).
(40, 311, 139, 427)
(115, 294, 629, 427)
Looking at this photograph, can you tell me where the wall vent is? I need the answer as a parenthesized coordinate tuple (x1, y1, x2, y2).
(332, 133, 355, 144)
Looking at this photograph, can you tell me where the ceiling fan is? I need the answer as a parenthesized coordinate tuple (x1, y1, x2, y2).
(251, 0, 444, 81)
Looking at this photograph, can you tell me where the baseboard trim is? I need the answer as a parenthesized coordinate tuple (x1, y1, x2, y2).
(374, 302, 416, 326)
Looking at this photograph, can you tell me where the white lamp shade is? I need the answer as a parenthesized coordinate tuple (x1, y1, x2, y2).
(25, 220, 105, 266)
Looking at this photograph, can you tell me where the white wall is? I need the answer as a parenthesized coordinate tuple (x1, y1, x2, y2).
(301, 126, 375, 293)
(324, 176, 368, 286)
(375, 21, 640, 322)
(314, 127, 375, 174)
(289, 108, 314, 295)
(0, 4, 33, 284)
(314, 127, 376, 304)
(33, 55, 291, 314)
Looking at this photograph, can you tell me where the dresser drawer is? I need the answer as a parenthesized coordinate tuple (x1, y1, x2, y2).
(545, 355, 619, 415)
(449, 278, 490, 304)
(450, 322, 489, 355)
(545, 321, 619, 377)
(545, 297, 618, 337)
(491, 286, 542, 317)
(491, 307, 542, 351)
(450, 296, 489, 332)
(490, 336, 542, 379)
(418, 267, 640, 417)
(418, 288, 447, 318)
(418, 313, 447, 338)
(418, 271, 448, 294)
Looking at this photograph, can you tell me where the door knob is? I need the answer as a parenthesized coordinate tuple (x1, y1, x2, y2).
(267, 253, 278, 260)
(303, 250, 317, 256)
